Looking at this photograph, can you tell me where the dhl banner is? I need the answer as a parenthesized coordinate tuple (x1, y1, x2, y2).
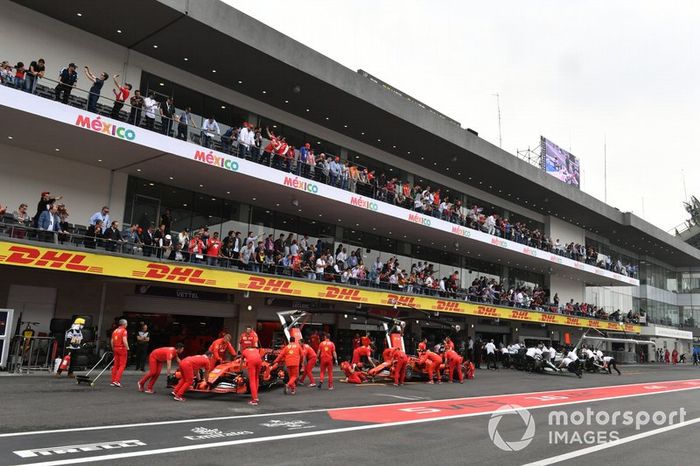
(0, 241, 640, 333)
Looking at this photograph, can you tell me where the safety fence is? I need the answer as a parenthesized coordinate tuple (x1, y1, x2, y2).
(7, 335, 56, 374)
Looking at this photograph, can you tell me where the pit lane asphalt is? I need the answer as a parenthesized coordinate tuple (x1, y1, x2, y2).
(1, 364, 699, 466)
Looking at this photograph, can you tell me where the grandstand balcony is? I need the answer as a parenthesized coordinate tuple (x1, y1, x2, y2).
(0, 84, 638, 286)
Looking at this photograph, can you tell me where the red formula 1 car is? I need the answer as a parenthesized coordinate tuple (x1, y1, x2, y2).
(167, 348, 288, 395)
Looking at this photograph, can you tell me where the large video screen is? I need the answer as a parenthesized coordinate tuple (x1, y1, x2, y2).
(541, 136, 581, 188)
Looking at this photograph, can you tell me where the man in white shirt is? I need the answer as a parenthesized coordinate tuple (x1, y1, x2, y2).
(315, 254, 327, 280)
(525, 346, 542, 371)
(560, 348, 583, 378)
(89, 206, 110, 233)
(142, 91, 159, 131)
(484, 339, 497, 370)
(201, 116, 221, 148)
(602, 355, 621, 375)
(485, 214, 496, 235)
(237, 122, 255, 159)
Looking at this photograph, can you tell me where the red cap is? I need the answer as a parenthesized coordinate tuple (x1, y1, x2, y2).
(41, 191, 50, 196)
(305, 143, 310, 148)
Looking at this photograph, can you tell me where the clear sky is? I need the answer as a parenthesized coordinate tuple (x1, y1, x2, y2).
(224, 0, 699, 232)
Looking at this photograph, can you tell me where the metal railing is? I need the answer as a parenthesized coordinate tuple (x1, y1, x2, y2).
(8, 335, 56, 374)
(1, 75, 639, 277)
(0, 220, 644, 325)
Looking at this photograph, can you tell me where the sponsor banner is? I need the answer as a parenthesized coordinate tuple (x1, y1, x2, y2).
(0, 85, 639, 287)
(0, 241, 640, 333)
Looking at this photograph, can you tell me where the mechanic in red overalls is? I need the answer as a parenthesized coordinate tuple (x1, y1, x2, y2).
(444, 336, 455, 352)
(239, 326, 259, 351)
(241, 346, 262, 405)
(316, 333, 337, 390)
(138, 343, 184, 393)
(417, 338, 428, 353)
(419, 349, 443, 384)
(340, 361, 368, 384)
(273, 336, 303, 395)
(352, 333, 361, 349)
(173, 353, 213, 401)
(299, 339, 317, 387)
(208, 333, 236, 365)
(110, 319, 129, 387)
(391, 347, 409, 386)
(351, 344, 373, 369)
(444, 348, 464, 383)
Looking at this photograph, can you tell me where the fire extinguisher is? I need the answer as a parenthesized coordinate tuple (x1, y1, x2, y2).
(59, 353, 71, 371)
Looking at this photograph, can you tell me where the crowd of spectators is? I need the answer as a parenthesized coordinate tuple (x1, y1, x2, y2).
(1, 191, 642, 325)
(1, 53, 637, 278)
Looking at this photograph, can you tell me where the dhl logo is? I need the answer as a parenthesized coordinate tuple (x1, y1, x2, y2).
(511, 310, 530, 320)
(540, 314, 556, 323)
(476, 306, 498, 317)
(238, 276, 298, 294)
(566, 317, 581, 326)
(320, 286, 366, 302)
(588, 320, 600, 328)
(133, 264, 215, 285)
(384, 294, 418, 307)
(436, 300, 461, 312)
(0, 245, 103, 273)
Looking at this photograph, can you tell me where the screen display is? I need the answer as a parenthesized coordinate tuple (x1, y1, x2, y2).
(0, 310, 7, 337)
(542, 137, 581, 187)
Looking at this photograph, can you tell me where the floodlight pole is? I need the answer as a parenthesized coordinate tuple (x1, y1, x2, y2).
(492, 93, 502, 148)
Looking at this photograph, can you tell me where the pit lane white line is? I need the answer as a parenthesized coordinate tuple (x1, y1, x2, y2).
(522, 416, 700, 466)
(0, 378, 696, 439)
(373, 394, 426, 401)
(9, 385, 700, 466)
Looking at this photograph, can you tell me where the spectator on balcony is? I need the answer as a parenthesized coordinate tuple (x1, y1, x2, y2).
(201, 116, 220, 149)
(297, 143, 310, 177)
(220, 126, 236, 154)
(32, 191, 62, 228)
(207, 232, 222, 267)
(319, 155, 330, 184)
(128, 90, 144, 126)
(188, 231, 205, 263)
(23, 58, 45, 94)
(84, 66, 108, 113)
(348, 163, 360, 193)
(141, 224, 156, 257)
(329, 156, 341, 187)
(177, 229, 190, 261)
(84, 219, 103, 249)
(176, 107, 196, 141)
(89, 206, 110, 234)
(160, 96, 175, 136)
(153, 224, 167, 258)
(315, 253, 328, 280)
(38, 204, 60, 243)
(12, 62, 26, 89)
(238, 122, 255, 160)
(143, 91, 159, 131)
(54, 63, 78, 104)
(124, 223, 143, 254)
(11, 203, 31, 226)
(0, 61, 12, 85)
(240, 241, 254, 270)
(104, 221, 124, 252)
(110, 75, 131, 121)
